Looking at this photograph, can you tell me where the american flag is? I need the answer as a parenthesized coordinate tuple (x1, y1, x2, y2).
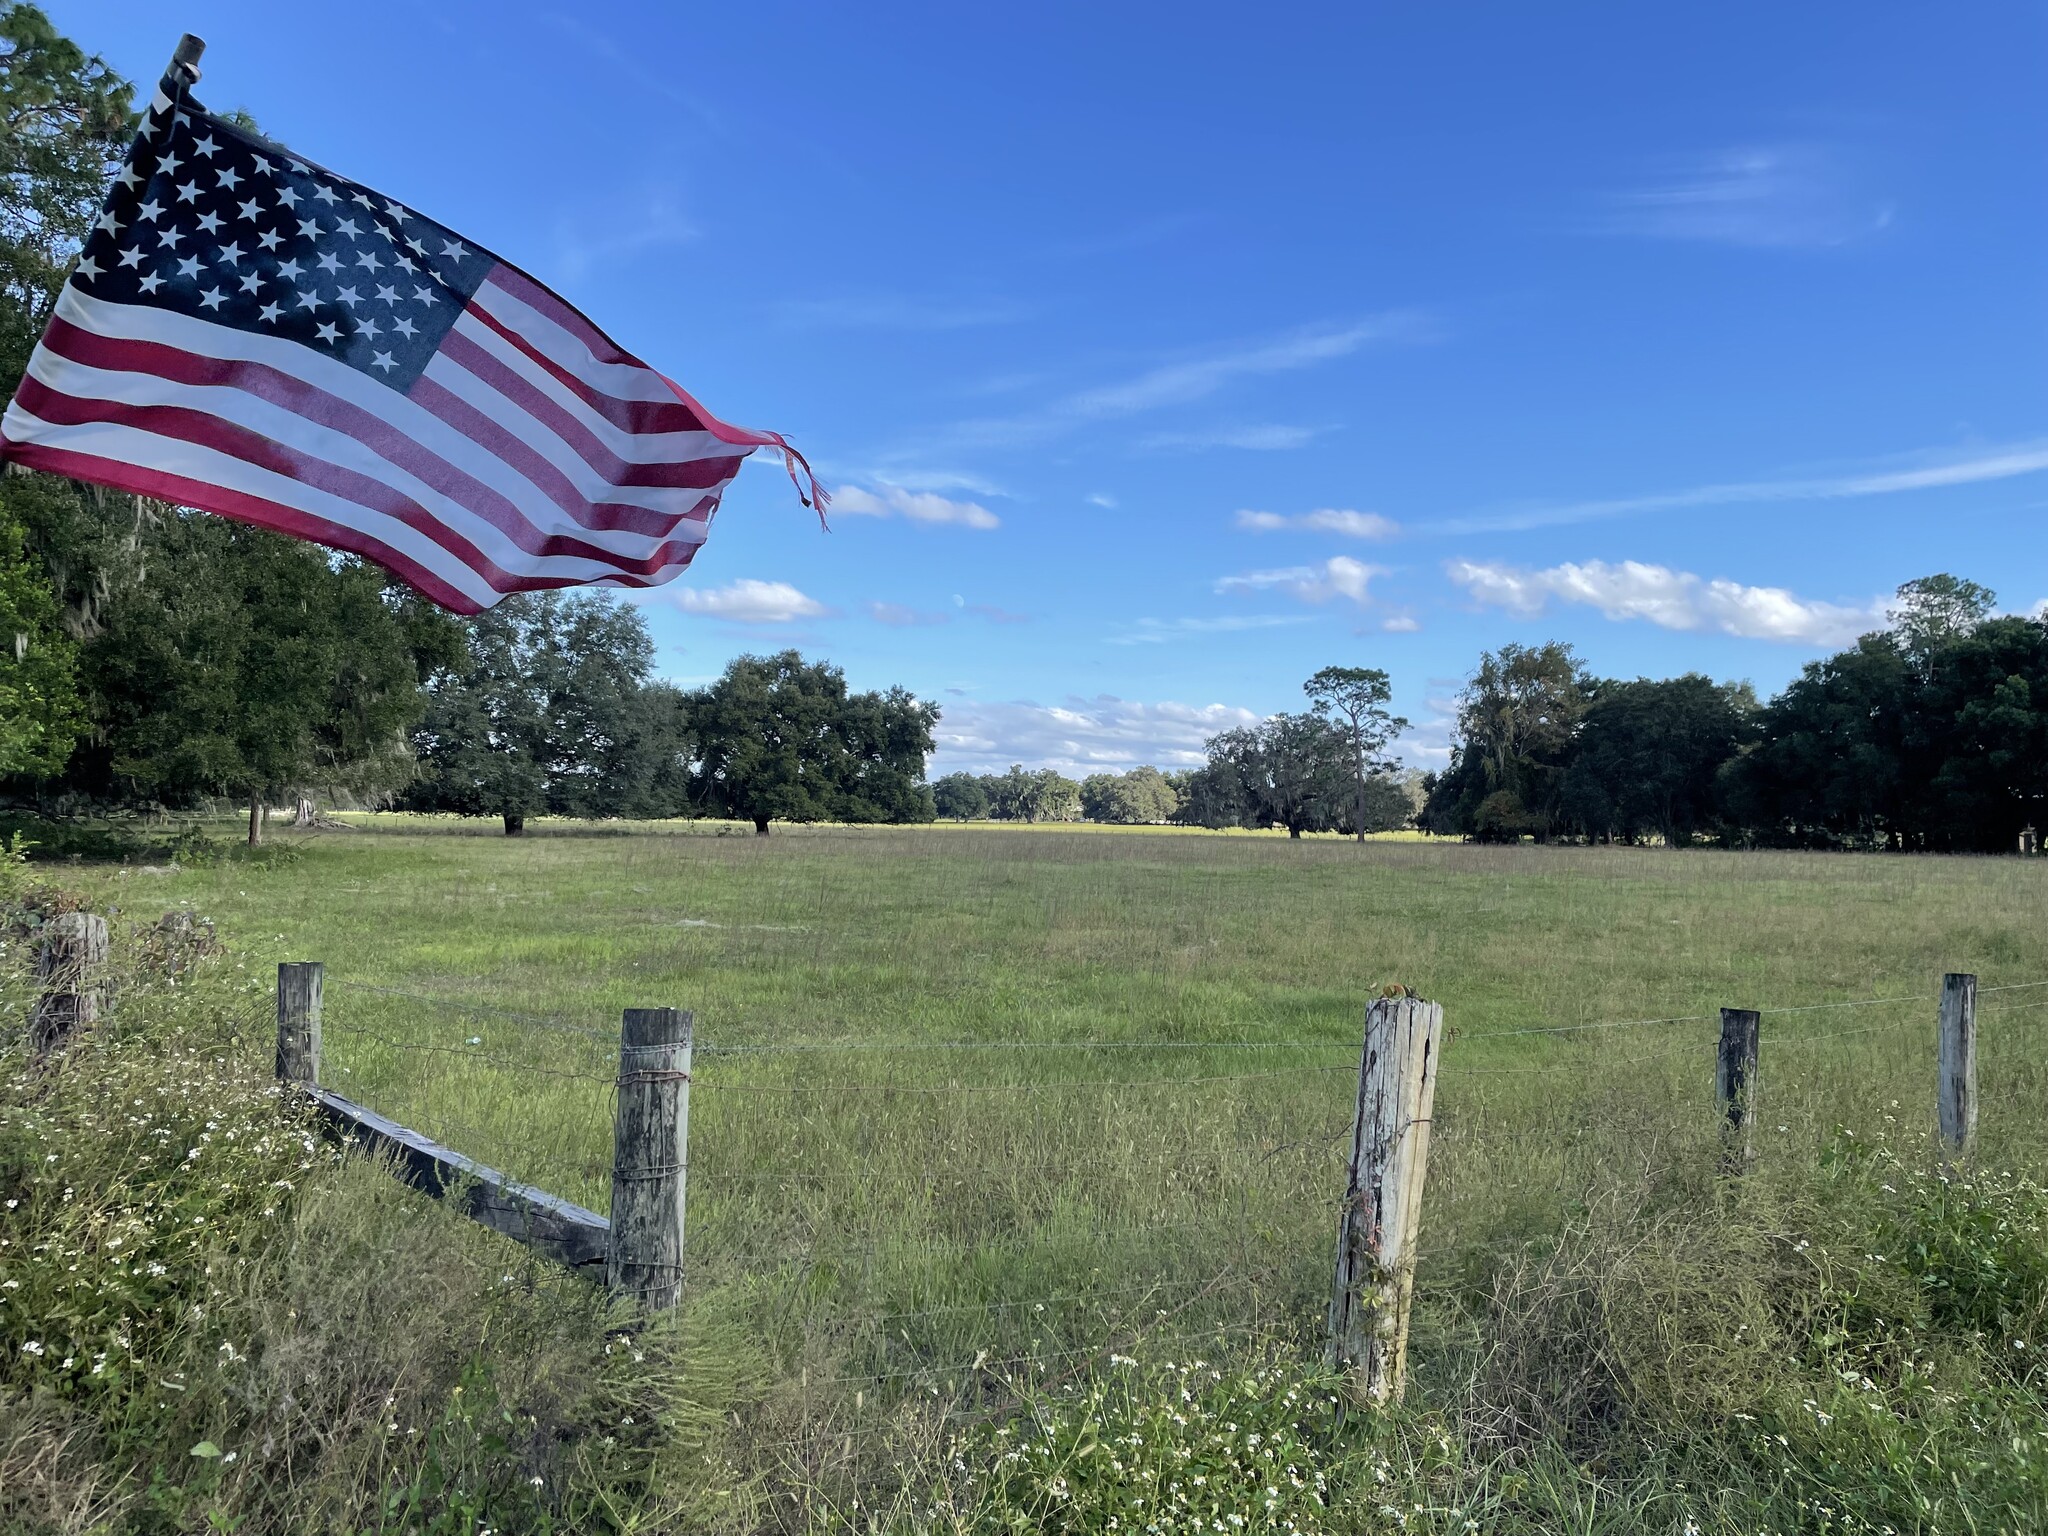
(0, 75, 819, 614)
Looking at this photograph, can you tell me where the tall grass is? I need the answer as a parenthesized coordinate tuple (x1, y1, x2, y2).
(8, 818, 2046, 1530)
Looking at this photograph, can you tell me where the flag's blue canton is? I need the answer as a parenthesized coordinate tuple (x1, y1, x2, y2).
(73, 91, 490, 392)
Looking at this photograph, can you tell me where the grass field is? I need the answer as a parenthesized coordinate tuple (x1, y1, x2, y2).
(36, 817, 2048, 1528)
(113, 829, 2048, 1315)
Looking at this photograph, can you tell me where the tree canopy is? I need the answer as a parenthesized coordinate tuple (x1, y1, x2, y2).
(1422, 641, 1590, 840)
(686, 651, 938, 833)
(1417, 576, 2048, 853)
(1080, 765, 1179, 824)
(401, 592, 683, 834)
(41, 514, 453, 831)
(1305, 665, 1407, 843)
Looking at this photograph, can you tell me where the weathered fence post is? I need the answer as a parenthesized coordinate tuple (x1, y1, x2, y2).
(1937, 972, 1976, 1158)
(1717, 1006, 1761, 1168)
(276, 961, 323, 1087)
(31, 911, 110, 1057)
(1328, 990, 1442, 1402)
(610, 1008, 692, 1311)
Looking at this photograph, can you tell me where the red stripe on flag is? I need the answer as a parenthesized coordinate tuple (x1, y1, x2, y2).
(2, 439, 487, 614)
(406, 371, 723, 541)
(437, 327, 742, 489)
(13, 374, 715, 580)
(35, 314, 702, 542)
(483, 266, 790, 452)
(464, 300, 710, 437)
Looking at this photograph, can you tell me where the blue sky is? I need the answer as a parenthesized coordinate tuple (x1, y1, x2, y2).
(64, 2, 2048, 774)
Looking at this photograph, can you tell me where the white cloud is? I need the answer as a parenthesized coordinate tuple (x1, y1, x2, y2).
(1604, 143, 1893, 249)
(1235, 508, 1399, 540)
(931, 696, 1262, 777)
(672, 578, 829, 624)
(1379, 615, 1421, 633)
(830, 481, 1000, 530)
(1216, 555, 1387, 608)
(1139, 424, 1324, 452)
(1436, 439, 2048, 535)
(1107, 615, 1314, 646)
(1087, 492, 1118, 509)
(1444, 557, 1884, 646)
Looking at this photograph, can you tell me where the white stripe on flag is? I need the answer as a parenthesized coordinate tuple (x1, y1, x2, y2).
(19, 341, 709, 572)
(447, 309, 733, 464)
(49, 289, 732, 533)
(1, 402, 509, 608)
(470, 274, 695, 408)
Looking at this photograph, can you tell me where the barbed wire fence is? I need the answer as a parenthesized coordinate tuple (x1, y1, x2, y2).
(11, 894, 2046, 1523)
(283, 964, 2048, 1483)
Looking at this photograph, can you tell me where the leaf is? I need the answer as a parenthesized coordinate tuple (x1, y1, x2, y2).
(190, 1440, 223, 1458)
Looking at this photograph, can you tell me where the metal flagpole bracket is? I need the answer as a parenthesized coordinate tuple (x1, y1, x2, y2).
(170, 34, 205, 85)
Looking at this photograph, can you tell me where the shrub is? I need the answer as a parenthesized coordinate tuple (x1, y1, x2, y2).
(932, 1352, 1342, 1535)
(0, 907, 761, 1534)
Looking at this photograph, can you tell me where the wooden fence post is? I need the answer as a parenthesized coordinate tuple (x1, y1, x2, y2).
(1717, 1007, 1761, 1168)
(1937, 972, 1976, 1158)
(276, 961, 323, 1087)
(610, 1007, 692, 1311)
(31, 912, 109, 1057)
(1328, 991, 1442, 1402)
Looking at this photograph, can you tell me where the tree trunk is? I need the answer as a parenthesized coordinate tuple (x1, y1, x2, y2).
(293, 796, 316, 829)
(753, 816, 771, 836)
(503, 814, 525, 836)
(1288, 825, 1302, 839)
(247, 790, 264, 847)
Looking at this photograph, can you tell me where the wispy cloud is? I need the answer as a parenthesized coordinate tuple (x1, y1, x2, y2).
(1236, 508, 1399, 540)
(541, 12, 726, 133)
(869, 601, 952, 627)
(1216, 555, 1388, 608)
(1445, 557, 1883, 646)
(1087, 492, 1119, 509)
(934, 313, 1425, 451)
(841, 466, 1007, 498)
(1139, 424, 1326, 453)
(1107, 615, 1314, 646)
(1436, 439, 2048, 535)
(1037, 212, 1206, 262)
(550, 185, 697, 283)
(964, 602, 1031, 624)
(772, 294, 1027, 330)
(1068, 319, 1415, 420)
(672, 578, 830, 624)
(931, 696, 1262, 776)
(832, 483, 1001, 530)
(1603, 143, 1893, 249)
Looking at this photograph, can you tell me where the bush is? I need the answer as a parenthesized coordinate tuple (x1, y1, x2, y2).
(0, 906, 761, 1534)
(933, 1352, 1344, 1535)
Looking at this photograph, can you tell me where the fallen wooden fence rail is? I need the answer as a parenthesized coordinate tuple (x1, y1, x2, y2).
(274, 960, 688, 1310)
(304, 1084, 609, 1275)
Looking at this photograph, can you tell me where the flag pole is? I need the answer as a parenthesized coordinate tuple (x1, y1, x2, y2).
(169, 33, 205, 86)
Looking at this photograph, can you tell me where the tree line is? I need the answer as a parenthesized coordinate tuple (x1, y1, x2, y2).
(1, 12, 2041, 857)
(933, 667, 1418, 838)
(1422, 575, 2048, 853)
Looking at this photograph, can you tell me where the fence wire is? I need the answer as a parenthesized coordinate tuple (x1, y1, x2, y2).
(304, 967, 2048, 1483)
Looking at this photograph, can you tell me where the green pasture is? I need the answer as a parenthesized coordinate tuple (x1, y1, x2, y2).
(80, 819, 2048, 1459)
